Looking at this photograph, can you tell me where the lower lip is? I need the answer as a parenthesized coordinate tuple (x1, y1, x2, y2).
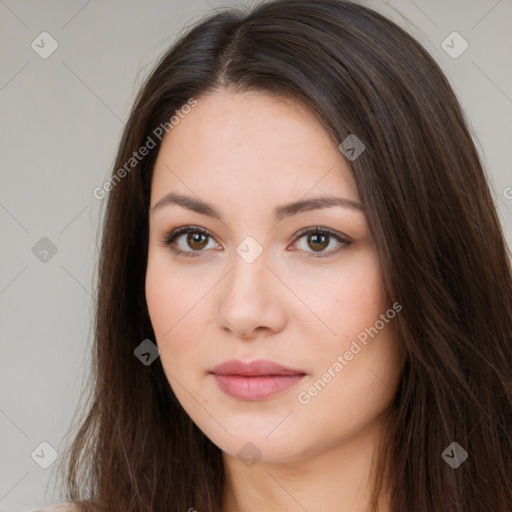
(212, 374, 306, 400)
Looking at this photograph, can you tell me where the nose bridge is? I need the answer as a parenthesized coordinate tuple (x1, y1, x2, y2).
(227, 236, 271, 301)
(216, 235, 285, 337)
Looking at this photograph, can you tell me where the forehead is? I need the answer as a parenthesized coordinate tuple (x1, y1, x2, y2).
(150, 89, 359, 207)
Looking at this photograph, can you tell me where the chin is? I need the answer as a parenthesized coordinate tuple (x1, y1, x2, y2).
(221, 439, 305, 466)
(202, 421, 314, 466)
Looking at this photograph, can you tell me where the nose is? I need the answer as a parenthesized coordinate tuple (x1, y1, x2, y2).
(215, 247, 287, 340)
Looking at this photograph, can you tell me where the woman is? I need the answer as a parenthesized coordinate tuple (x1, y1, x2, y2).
(41, 0, 512, 510)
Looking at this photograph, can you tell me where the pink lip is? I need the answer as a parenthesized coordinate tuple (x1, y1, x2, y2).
(210, 359, 306, 400)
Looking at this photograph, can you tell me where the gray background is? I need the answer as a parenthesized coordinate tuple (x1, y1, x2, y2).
(1, 0, 511, 510)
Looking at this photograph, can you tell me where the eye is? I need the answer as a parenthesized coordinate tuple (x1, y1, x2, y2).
(291, 226, 351, 258)
(159, 225, 351, 259)
(159, 225, 220, 258)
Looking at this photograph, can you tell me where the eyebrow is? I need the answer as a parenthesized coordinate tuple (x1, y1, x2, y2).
(151, 191, 365, 221)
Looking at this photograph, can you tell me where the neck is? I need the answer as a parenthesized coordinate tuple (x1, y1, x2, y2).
(221, 410, 392, 512)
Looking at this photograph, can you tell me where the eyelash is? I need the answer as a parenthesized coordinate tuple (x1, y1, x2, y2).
(158, 225, 351, 259)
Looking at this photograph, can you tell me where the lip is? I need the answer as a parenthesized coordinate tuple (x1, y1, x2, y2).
(210, 359, 306, 401)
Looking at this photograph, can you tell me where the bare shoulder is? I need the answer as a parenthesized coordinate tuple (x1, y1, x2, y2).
(31, 503, 80, 512)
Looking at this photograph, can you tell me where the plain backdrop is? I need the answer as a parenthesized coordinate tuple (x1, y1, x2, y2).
(1, 0, 511, 510)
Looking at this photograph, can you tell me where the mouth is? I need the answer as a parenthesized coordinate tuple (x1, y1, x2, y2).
(209, 359, 307, 401)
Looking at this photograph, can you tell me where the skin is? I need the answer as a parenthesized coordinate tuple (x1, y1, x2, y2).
(145, 88, 403, 512)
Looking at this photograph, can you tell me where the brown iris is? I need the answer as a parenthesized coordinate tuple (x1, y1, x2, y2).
(307, 233, 329, 252)
(187, 232, 209, 250)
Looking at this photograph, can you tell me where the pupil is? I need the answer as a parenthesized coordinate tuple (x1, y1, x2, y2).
(188, 233, 207, 249)
(310, 233, 328, 251)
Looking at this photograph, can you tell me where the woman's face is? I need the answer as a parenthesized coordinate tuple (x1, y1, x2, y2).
(146, 89, 402, 464)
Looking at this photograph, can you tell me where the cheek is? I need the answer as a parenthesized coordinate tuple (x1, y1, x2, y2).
(293, 263, 400, 446)
(335, 263, 387, 337)
(294, 248, 387, 353)
(302, 253, 401, 419)
(146, 273, 205, 409)
(145, 253, 204, 362)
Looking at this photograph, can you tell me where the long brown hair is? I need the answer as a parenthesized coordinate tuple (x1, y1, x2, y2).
(56, 0, 512, 510)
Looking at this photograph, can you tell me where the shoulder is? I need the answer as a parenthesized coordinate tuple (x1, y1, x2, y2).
(29, 503, 79, 512)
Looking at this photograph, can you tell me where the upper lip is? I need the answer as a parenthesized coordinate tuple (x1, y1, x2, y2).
(210, 359, 306, 376)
